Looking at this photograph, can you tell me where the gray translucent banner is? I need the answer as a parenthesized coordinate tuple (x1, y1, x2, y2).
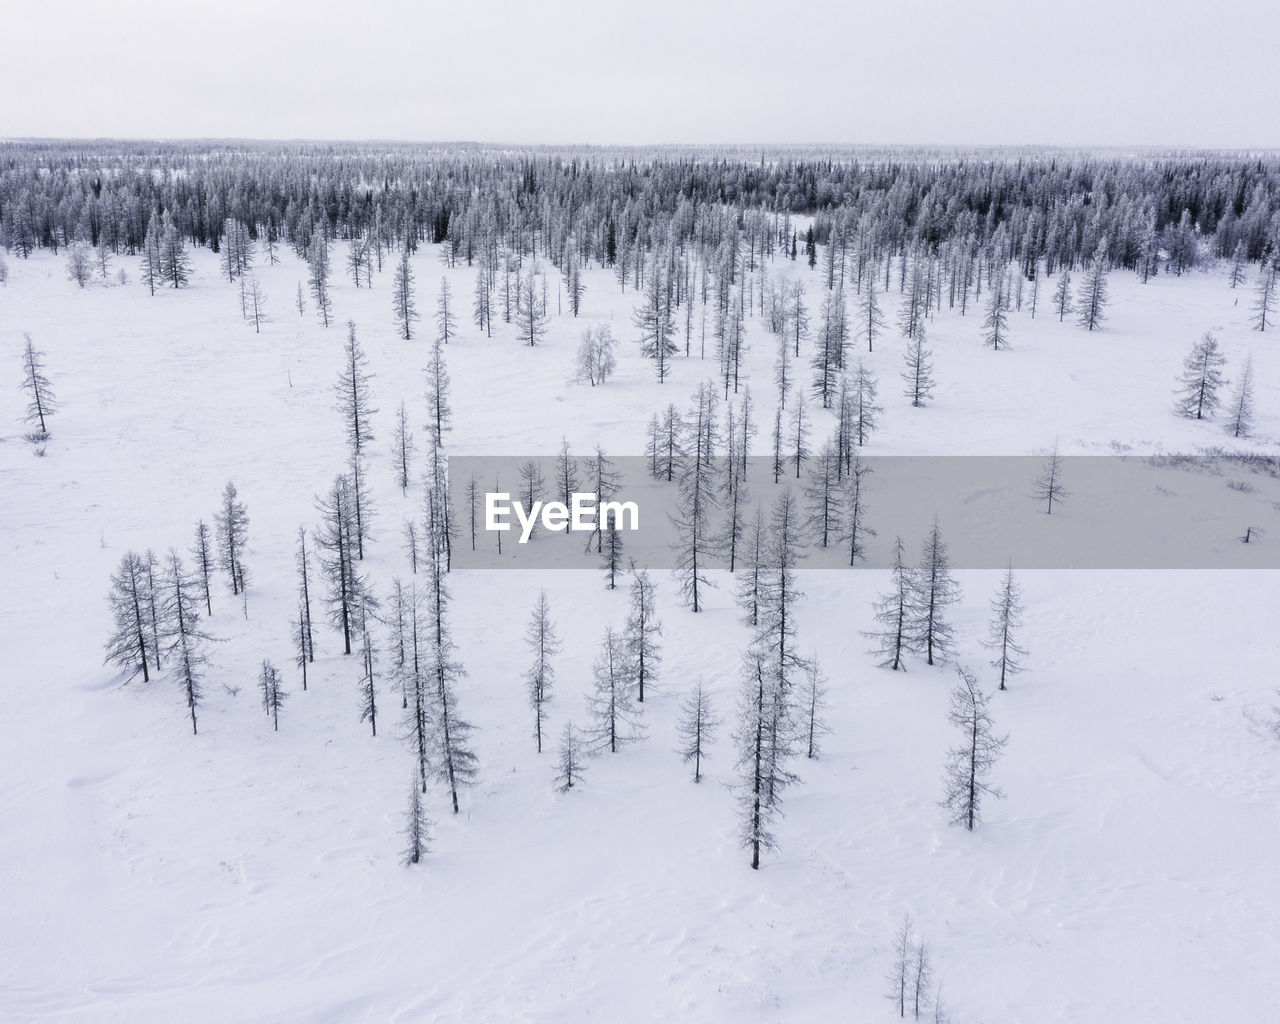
(442, 455, 1280, 570)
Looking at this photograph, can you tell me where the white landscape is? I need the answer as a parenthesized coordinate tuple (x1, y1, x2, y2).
(2, 144, 1278, 1024)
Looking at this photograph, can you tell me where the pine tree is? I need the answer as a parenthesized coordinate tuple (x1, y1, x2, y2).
(800, 658, 829, 759)
(624, 569, 662, 702)
(104, 551, 152, 683)
(515, 266, 549, 347)
(214, 481, 250, 597)
(635, 256, 677, 381)
(1253, 259, 1276, 332)
(392, 399, 416, 496)
(524, 589, 561, 753)
(983, 565, 1027, 691)
(887, 915, 913, 1019)
(671, 399, 722, 612)
(139, 215, 162, 296)
(913, 518, 960, 666)
(868, 535, 916, 671)
(425, 333, 451, 446)
(1174, 332, 1228, 420)
(1052, 271, 1072, 322)
(841, 453, 876, 565)
(392, 247, 418, 340)
(309, 230, 333, 326)
(1228, 240, 1248, 289)
(912, 940, 933, 1021)
(314, 474, 365, 655)
(158, 213, 191, 289)
(803, 441, 842, 548)
(734, 650, 785, 869)
(982, 266, 1010, 350)
(858, 277, 887, 352)
(259, 660, 286, 731)
(812, 286, 848, 408)
(1225, 354, 1256, 438)
(424, 518, 476, 813)
(587, 626, 644, 753)
(735, 507, 766, 628)
(942, 666, 1007, 830)
(191, 520, 214, 616)
(1076, 240, 1110, 331)
(787, 280, 809, 358)
(403, 777, 431, 864)
(336, 320, 377, 456)
(555, 722, 587, 792)
(357, 609, 379, 736)
(432, 275, 458, 347)
(676, 680, 719, 782)
(902, 336, 935, 408)
(851, 361, 881, 446)
(472, 263, 493, 338)
(160, 549, 210, 735)
(19, 334, 56, 437)
(1033, 441, 1068, 514)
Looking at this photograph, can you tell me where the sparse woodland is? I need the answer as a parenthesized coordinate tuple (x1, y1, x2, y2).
(6, 140, 1280, 1023)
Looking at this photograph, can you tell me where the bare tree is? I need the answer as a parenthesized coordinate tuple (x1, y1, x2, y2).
(676, 680, 720, 782)
(1225, 354, 1255, 438)
(19, 334, 56, 437)
(1174, 331, 1227, 420)
(259, 660, 286, 731)
(942, 665, 1007, 830)
(555, 722, 587, 792)
(524, 589, 561, 753)
(983, 565, 1027, 691)
(1033, 441, 1068, 514)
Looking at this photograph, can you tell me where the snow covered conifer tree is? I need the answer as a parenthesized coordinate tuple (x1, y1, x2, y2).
(403, 777, 431, 864)
(19, 334, 56, 437)
(800, 658, 829, 759)
(804, 441, 842, 548)
(357, 610, 379, 736)
(214, 481, 250, 597)
(308, 229, 333, 326)
(1225, 354, 1255, 438)
(887, 914, 913, 1018)
(1052, 271, 1072, 322)
(424, 518, 476, 812)
(392, 247, 418, 340)
(902, 335, 935, 408)
(635, 255, 677, 381)
(1253, 259, 1276, 332)
(425, 332, 452, 446)
(158, 213, 190, 289)
(1033, 441, 1068, 514)
(982, 267, 1010, 350)
(259, 660, 286, 731)
(191, 520, 214, 616)
(913, 517, 960, 666)
(983, 565, 1027, 691)
(515, 266, 549, 347)
(336, 321, 377, 457)
(1076, 241, 1110, 331)
(392, 399, 416, 496)
(160, 549, 210, 735)
(676, 680, 719, 782)
(858, 276, 887, 352)
(524, 589, 561, 753)
(735, 507, 765, 628)
(624, 568, 662, 702)
(734, 650, 782, 870)
(435, 277, 457, 344)
(841, 453, 876, 565)
(868, 535, 916, 671)
(851, 360, 881, 447)
(315, 474, 364, 655)
(139, 215, 162, 295)
(587, 626, 644, 753)
(942, 666, 1007, 830)
(1174, 332, 1227, 420)
(670, 411, 722, 612)
(555, 722, 587, 792)
(104, 551, 153, 683)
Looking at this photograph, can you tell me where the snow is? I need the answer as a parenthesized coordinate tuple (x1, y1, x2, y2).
(1, 245, 1278, 1022)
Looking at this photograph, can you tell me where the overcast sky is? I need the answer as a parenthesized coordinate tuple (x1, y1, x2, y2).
(4, 0, 1276, 148)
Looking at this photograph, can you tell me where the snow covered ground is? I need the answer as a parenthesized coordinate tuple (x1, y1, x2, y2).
(2, 243, 1278, 1022)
